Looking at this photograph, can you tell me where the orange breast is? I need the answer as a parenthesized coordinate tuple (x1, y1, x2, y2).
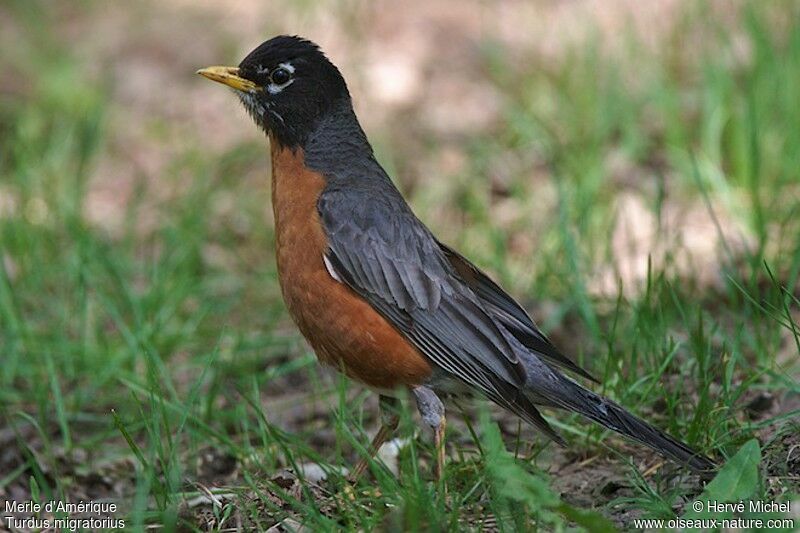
(269, 140, 433, 390)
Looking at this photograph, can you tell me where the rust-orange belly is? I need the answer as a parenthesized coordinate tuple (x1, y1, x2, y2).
(269, 141, 432, 390)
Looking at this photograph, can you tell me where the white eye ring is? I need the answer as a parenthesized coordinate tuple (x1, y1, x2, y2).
(266, 62, 295, 94)
(270, 67, 291, 85)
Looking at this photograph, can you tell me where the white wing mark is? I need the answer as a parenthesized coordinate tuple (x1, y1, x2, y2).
(323, 254, 343, 283)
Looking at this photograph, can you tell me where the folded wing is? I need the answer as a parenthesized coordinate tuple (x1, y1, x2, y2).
(318, 185, 562, 441)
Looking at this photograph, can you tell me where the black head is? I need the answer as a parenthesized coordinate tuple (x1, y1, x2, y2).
(198, 36, 350, 147)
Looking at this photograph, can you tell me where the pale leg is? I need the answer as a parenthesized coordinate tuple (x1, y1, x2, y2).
(349, 395, 400, 481)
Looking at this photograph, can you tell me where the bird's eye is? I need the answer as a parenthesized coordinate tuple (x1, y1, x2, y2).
(270, 67, 292, 85)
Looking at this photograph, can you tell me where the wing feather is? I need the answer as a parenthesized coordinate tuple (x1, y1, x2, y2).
(438, 242, 597, 382)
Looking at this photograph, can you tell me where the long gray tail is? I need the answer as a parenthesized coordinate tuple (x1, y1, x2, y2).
(532, 376, 716, 472)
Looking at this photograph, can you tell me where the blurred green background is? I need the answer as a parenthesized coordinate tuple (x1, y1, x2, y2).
(1, 0, 798, 530)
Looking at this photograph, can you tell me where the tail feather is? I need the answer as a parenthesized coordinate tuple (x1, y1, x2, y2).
(532, 377, 716, 472)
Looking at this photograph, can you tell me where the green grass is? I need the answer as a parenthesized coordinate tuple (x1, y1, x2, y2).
(1, 1, 798, 531)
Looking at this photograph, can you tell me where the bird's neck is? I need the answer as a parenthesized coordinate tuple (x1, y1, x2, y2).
(302, 99, 382, 180)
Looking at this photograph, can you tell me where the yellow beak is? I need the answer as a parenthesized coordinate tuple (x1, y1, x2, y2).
(196, 66, 259, 92)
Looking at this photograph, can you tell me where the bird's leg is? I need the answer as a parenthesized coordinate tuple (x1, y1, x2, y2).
(434, 413, 446, 480)
(412, 386, 446, 480)
(349, 395, 400, 482)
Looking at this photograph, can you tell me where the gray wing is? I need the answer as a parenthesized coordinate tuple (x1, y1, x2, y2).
(438, 242, 598, 383)
(318, 185, 563, 442)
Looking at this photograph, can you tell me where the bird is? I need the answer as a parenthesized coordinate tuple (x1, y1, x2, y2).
(197, 35, 716, 479)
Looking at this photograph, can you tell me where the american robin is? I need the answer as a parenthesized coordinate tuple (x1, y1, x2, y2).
(198, 35, 715, 479)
